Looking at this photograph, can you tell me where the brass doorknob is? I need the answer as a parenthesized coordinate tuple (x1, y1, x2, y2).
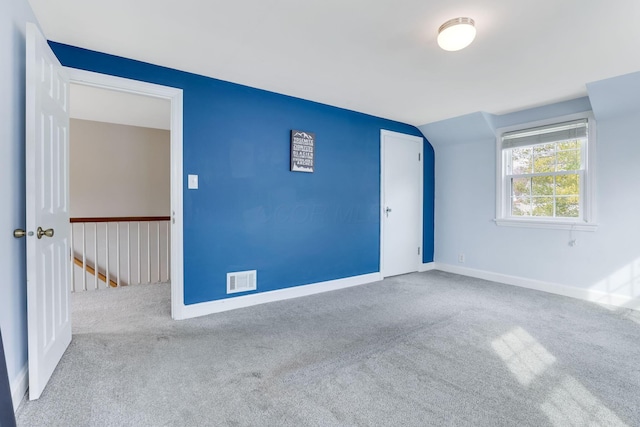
(37, 227, 54, 239)
(13, 229, 26, 238)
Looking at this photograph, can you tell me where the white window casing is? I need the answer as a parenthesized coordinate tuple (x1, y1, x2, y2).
(495, 112, 597, 231)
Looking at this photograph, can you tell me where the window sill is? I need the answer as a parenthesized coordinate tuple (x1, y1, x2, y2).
(494, 218, 598, 232)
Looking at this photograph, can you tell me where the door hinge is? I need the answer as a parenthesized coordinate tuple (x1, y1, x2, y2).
(418, 153, 421, 161)
(418, 247, 421, 255)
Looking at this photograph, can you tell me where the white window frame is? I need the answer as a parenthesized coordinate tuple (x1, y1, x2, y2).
(495, 112, 597, 231)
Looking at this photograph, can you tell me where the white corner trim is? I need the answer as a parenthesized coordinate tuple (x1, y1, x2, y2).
(435, 263, 639, 311)
(419, 262, 435, 272)
(178, 272, 383, 320)
(10, 363, 28, 412)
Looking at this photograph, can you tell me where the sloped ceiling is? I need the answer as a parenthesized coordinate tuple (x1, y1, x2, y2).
(29, 0, 640, 126)
(587, 71, 640, 121)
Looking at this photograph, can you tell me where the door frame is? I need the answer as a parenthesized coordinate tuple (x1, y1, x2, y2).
(379, 129, 423, 278)
(65, 67, 186, 320)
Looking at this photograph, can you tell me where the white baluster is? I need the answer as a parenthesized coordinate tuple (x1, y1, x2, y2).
(94, 223, 98, 290)
(166, 221, 170, 282)
(147, 222, 151, 283)
(116, 222, 121, 287)
(105, 223, 110, 288)
(137, 222, 141, 285)
(157, 222, 160, 283)
(127, 222, 131, 287)
(82, 223, 86, 291)
(70, 224, 75, 293)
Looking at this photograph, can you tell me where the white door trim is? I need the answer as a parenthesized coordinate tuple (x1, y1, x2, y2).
(380, 129, 423, 278)
(64, 67, 186, 320)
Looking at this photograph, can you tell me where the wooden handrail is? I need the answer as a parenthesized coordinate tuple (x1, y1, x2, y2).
(70, 216, 170, 223)
(73, 256, 120, 288)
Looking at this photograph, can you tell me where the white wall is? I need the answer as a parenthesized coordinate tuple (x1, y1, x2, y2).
(70, 119, 170, 217)
(0, 0, 38, 409)
(422, 90, 640, 309)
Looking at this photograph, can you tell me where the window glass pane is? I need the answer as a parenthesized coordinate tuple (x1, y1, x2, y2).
(533, 144, 555, 173)
(512, 197, 531, 216)
(556, 196, 580, 218)
(532, 197, 554, 217)
(533, 143, 554, 156)
(556, 148, 581, 171)
(512, 177, 531, 197)
(511, 147, 532, 174)
(558, 139, 580, 151)
(556, 174, 580, 196)
(534, 156, 555, 173)
(532, 176, 554, 196)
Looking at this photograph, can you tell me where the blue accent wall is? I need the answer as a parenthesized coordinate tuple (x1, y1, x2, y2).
(50, 42, 435, 304)
(422, 143, 435, 264)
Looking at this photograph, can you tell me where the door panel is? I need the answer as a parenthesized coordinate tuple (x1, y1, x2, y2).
(26, 22, 71, 400)
(382, 131, 422, 277)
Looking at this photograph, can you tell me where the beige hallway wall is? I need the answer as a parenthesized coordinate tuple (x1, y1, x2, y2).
(70, 118, 170, 217)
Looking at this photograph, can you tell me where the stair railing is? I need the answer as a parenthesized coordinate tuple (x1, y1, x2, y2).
(70, 216, 170, 292)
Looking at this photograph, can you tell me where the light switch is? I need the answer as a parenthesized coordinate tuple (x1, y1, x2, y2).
(188, 174, 199, 189)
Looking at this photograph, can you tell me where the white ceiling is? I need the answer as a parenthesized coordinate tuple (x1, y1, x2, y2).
(70, 84, 170, 130)
(30, 0, 640, 126)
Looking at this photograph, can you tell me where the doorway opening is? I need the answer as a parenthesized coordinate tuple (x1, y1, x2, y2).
(68, 83, 171, 324)
(65, 67, 185, 320)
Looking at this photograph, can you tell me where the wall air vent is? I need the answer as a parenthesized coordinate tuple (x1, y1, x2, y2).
(227, 270, 257, 294)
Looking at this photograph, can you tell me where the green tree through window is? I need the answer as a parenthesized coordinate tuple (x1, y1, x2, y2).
(509, 140, 581, 218)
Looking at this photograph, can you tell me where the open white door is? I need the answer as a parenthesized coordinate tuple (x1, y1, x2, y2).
(25, 22, 72, 400)
(380, 130, 423, 278)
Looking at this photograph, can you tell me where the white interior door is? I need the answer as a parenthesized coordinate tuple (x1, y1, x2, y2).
(25, 22, 72, 400)
(381, 130, 423, 277)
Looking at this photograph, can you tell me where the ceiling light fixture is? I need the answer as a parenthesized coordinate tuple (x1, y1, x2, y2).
(437, 17, 476, 51)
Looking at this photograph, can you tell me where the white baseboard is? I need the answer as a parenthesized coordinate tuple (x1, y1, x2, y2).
(178, 272, 383, 320)
(435, 263, 640, 311)
(419, 262, 435, 272)
(10, 363, 28, 412)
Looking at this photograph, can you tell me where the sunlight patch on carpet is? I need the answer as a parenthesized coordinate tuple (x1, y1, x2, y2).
(541, 375, 628, 427)
(491, 326, 556, 386)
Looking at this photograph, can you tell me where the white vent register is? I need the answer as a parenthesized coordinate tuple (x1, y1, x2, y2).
(227, 270, 257, 294)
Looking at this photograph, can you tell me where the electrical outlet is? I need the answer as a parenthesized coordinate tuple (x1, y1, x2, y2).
(458, 253, 465, 263)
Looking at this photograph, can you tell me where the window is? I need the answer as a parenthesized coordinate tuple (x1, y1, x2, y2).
(496, 113, 597, 231)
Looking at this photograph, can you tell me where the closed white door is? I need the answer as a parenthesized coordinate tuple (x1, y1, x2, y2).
(25, 23, 72, 400)
(381, 130, 423, 277)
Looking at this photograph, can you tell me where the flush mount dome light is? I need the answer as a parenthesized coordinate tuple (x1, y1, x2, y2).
(437, 17, 476, 51)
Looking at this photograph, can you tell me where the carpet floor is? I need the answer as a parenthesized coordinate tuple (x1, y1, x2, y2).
(16, 271, 640, 426)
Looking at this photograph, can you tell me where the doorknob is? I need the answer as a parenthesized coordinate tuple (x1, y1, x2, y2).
(385, 207, 392, 217)
(37, 227, 54, 239)
(13, 229, 26, 238)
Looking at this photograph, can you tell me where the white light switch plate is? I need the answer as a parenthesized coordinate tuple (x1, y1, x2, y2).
(188, 174, 198, 189)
